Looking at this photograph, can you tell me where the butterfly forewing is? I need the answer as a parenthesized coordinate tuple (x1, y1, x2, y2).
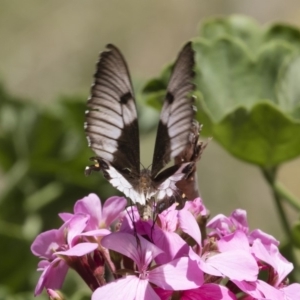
(85, 44, 140, 176)
(151, 42, 196, 177)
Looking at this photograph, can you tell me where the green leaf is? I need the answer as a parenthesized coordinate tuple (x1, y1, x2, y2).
(142, 64, 172, 94)
(199, 15, 262, 53)
(264, 23, 300, 49)
(193, 38, 295, 123)
(277, 53, 300, 119)
(213, 102, 300, 166)
(145, 90, 166, 110)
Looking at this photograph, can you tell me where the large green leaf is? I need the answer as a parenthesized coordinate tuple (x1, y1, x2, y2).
(212, 102, 300, 166)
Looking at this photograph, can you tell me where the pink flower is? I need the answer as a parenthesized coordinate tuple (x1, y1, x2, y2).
(207, 209, 279, 247)
(148, 205, 190, 264)
(207, 209, 249, 236)
(190, 230, 259, 282)
(147, 203, 202, 264)
(92, 232, 203, 300)
(183, 197, 207, 217)
(31, 214, 98, 295)
(119, 206, 147, 235)
(31, 196, 299, 299)
(251, 239, 300, 299)
(59, 193, 127, 231)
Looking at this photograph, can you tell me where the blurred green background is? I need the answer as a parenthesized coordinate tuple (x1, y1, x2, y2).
(1, 1, 300, 299)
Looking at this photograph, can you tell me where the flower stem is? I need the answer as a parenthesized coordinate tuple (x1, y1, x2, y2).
(274, 182, 300, 211)
(261, 167, 298, 281)
(261, 167, 291, 237)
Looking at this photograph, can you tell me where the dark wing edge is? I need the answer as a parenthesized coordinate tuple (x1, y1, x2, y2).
(85, 44, 140, 175)
(175, 122, 208, 201)
(151, 42, 196, 177)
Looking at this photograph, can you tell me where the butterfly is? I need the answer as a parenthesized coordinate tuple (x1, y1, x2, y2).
(85, 42, 200, 220)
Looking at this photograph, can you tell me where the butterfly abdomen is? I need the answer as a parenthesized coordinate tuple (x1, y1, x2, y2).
(139, 169, 156, 199)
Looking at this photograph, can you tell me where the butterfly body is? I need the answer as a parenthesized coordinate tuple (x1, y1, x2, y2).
(86, 157, 193, 205)
(85, 43, 198, 219)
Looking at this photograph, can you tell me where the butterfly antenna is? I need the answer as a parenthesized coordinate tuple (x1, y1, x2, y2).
(127, 200, 141, 249)
(150, 201, 159, 242)
(150, 216, 156, 242)
(140, 161, 146, 169)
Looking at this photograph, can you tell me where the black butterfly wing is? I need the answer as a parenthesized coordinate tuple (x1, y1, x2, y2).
(85, 44, 140, 177)
(151, 42, 196, 177)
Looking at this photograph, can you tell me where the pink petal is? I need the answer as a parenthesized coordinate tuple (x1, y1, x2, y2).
(252, 240, 293, 285)
(178, 209, 201, 246)
(56, 242, 98, 256)
(153, 287, 173, 300)
(101, 232, 163, 268)
(58, 212, 74, 222)
(207, 209, 249, 237)
(149, 257, 203, 290)
(92, 276, 139, 300)
(102, 196, 127, 226)
(182, 283, 236, 300)
(218, 230, 250, 253)
(37, 260, 50, 270)
(234, 280, 283, 300)
(74, 193, 102, 230)
(136, 279, 160, 300)
(251, 239, 275, 267)
(205, 250, 258, 281)
(31, 229, 63, 259)
(183, 197, 207, 217)
(34, 258, 68, 296)
(230, 209, 248, 232)
(207, 214, 231, 235)
(119, 207, 143, 234)
(248, 229, 279, 246)
(231, 280, 263, 299)
(282, 283, 300, 300)
(188, 248, 222, 277)
(196, 259, 223, 277)
(67, 214, 89, 246)
(256, 280, 284, 300)
(151, 228, 188, 265)
(158, 205, 178, 232)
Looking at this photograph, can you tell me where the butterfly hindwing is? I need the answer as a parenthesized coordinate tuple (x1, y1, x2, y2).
(85, 44, 140, 176)
(97, 158, 143, 204)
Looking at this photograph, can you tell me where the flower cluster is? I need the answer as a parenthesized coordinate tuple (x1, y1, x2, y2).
(31, 194, 300, 299)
